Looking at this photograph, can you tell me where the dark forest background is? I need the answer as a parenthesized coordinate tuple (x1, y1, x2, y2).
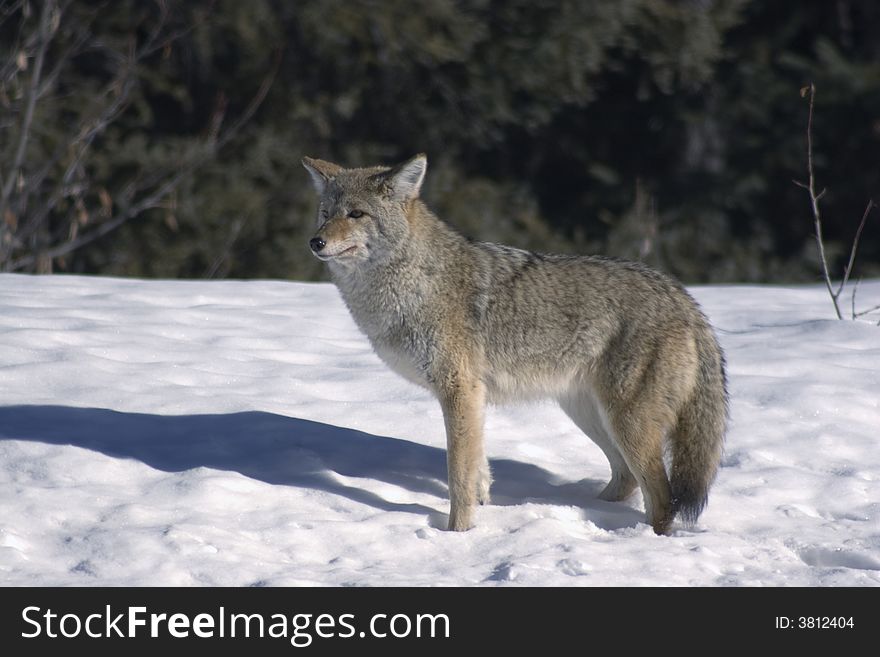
(1, 0, 878, 284)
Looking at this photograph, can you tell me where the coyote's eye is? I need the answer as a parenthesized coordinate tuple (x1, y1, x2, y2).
(348, 210, 364, 219)
(321, 209, 329, 219)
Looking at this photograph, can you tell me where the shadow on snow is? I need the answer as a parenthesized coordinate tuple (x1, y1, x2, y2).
(0, 405, 642, 531)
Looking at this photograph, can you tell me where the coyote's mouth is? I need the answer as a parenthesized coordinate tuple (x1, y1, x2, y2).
(315, 245, 359, 261)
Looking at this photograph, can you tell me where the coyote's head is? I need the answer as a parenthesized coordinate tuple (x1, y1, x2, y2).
(302, 154, 427, 267)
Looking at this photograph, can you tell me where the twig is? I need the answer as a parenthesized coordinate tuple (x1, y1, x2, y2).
(853, 304, 880, 319)
(851, 277, 860, 320)
(0, 0, 53, 248)
(794, 83, 841, 318)
(8, 158, 202, 269)
(6, 51, 280, 271)
(837, 199, 875, 300)
(0, 1, 30, 85)
(13, 61, 138, 249)
(794, 84, 879, 322)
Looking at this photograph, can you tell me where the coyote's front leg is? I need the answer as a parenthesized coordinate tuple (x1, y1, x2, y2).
(438, 373, 487, 531)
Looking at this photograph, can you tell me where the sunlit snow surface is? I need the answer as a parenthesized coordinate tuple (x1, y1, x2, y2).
(1, 274, 878, 586)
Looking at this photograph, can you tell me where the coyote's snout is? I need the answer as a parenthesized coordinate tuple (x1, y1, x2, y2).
(302, 153, 728, 535)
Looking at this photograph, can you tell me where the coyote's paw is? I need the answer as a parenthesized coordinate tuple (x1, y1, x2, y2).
(447, 504, 474, 532)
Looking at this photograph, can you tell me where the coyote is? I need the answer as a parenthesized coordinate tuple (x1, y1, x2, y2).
(303, 154, 727, 535)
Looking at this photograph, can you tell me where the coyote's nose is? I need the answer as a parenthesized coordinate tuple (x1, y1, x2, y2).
(309, 237, 326, 253)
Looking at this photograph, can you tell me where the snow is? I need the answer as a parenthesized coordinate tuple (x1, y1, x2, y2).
(1, 273, 878, 586)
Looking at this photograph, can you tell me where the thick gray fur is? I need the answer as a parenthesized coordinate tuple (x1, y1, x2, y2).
(302, 154, 728, 535)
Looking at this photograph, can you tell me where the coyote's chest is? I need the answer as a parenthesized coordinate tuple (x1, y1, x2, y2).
(337, 277, 435, 389)
(364, 316, 435, 390)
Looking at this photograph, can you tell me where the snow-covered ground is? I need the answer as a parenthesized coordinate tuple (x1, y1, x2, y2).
(0, 273, 878, 586)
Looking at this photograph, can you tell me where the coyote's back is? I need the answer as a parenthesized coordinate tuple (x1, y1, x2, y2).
(302, 153, 728, 534)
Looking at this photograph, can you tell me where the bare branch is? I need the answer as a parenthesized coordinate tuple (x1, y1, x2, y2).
(854, 305, 880, 318)
(0, 1, 27, 26)
(836, 199, 875, 299)
(34, 26, 92, 100)
(7, 50, 281, 271)
(851, 277, 860, 320)
(1, 1, 176, 265)
(795, 82, 842, 319)
(8, 161, 195, 270)
(0, 0, 55, 248)
(1, 1, 279, 274)
(0, 2, 30, 86)
(796, 85, 878, 322)
(15, 66, 138, 247)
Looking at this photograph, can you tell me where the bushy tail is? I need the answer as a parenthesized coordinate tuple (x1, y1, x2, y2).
(670, 329, 728, 525)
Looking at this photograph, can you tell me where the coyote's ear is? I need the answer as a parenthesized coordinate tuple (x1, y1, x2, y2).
(384, 153, 427, 201)
(302, 157, 343, 195)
